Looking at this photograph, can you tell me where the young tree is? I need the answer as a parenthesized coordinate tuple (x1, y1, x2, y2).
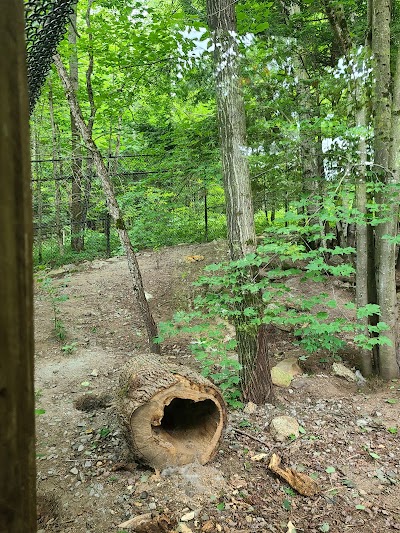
(49, 77, 64, 253)
(69, 5, 85, 252)
(0, 1, 36, 529)
(54, 54, 160, 354)
(207, 0, 274, 403)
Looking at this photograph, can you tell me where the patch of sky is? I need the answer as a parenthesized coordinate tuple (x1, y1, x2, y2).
(331, 47, 373, 82)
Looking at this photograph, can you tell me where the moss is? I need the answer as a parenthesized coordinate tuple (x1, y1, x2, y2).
(116, 217, 126, 230)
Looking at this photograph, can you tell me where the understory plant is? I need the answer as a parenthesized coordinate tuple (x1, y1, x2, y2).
(157, 211, 390, 406)
(38, 274, 69, 346)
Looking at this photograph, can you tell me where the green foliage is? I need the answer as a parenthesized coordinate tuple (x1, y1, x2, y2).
(157, 317, 243, 407)
(158, 210, 390, 400)
(34, 230, 121, 269)
(319, 523, 330, 532)
(38, 275, 69, 344)
(62, 342, 78, 354)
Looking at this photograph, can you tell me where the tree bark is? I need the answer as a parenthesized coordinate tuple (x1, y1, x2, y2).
(118, 354, 227, 469)
(49, 78, 64, 254)
(80, 0, 96, 234)
(69, 6, 85, 252)
(33, 121, 43, 263)
(355, 94, 373, 375)
(372, 0, 400, 378)
(0, 1, 36, 529)
(54, 54, 160, 354)
(207, 0, 274, 404)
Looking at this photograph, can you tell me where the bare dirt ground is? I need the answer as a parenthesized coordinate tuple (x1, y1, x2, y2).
(35, 241, 400, 533)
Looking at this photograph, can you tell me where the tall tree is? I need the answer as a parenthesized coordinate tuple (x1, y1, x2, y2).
(0, 1, 36, 529)
(49, 77, 64, 253)
(372, 0, 400, 378)
(69, 5, 85, 252)
(207, 0, 273, 403)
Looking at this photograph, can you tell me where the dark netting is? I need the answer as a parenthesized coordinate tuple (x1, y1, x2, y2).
(25, 0, 76, 113)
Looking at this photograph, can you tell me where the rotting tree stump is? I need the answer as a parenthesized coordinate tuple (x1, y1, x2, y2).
(117, 355, 227, 470)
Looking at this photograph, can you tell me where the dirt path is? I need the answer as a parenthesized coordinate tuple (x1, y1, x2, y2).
(35, 242, 400, 532)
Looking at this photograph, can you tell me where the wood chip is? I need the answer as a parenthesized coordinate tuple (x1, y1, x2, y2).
(185, 255, 204, 262)
(251, 453, 268, 462)
(117, 512, 173, 531)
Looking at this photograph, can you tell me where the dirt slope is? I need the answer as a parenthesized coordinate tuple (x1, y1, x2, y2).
(35, 241, 400, 532)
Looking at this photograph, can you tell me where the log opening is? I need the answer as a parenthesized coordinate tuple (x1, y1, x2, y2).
(152, 397, 220, 447)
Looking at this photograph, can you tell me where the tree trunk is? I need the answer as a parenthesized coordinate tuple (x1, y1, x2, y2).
(49, 78, 64, 254)
(69, 7, 85, 252)
(355, 91, 373, 375)
(207, 0, 274, 404)
(204, 188, 209, 242)
(80, 0, 96, 234)
(0, 2, 36, 529)
(33, 123, 43, 264)
(372, 0, 400, 378)
(118, 354, 227, 470)
(54, 54, 160, 354)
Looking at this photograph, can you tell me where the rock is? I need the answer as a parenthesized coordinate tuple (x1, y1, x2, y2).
(270, 416, 300, 442)
(181, 511, 195, 521)
(251, 453, 268, 462)
(177, 524, 193, 533)
(271, 358, 303, 387)
(243, 401, 257, 415)
(70, 467, 78, 475)
(48, 267, 66, 278)
(291, 377, 308, 390)
(355, 370, 367, 386)
(332, 363, 357, 382)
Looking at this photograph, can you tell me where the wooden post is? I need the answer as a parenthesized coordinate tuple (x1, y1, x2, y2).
(0, 2, 36, 531)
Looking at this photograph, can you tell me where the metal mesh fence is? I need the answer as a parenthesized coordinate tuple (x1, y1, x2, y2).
(25, 0, 76, 112)
(31, 153, 171, 253)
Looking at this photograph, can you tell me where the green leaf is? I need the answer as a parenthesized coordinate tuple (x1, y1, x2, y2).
(325, 466, 336, 474)
(319, 523, 330, 532)
(283, 486, 296, 496)
(282, 498, 292, 511)
(385, 398, 397, 404)
(387, 427, 398, 434)
(356, 505, 366, 510)
(369, 452, 381, 460)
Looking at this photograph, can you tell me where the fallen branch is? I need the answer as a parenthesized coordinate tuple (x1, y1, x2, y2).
(268, 453, 319, 496)
(117, 512, 174, 532)
(232, 427, 267, 445)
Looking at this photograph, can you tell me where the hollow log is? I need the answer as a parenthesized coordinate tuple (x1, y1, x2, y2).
(117, 355, 227, 470)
